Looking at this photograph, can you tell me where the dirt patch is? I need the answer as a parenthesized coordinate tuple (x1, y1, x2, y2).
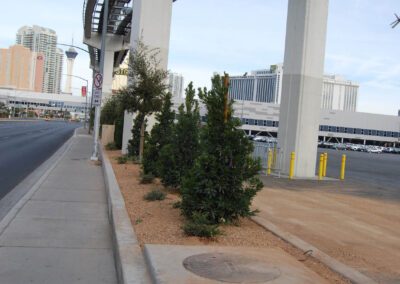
(106, 149, 350, 284)
(253, 183, 400, 283)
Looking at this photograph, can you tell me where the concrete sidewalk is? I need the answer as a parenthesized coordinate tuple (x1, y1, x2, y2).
(0, 128, 117, 284)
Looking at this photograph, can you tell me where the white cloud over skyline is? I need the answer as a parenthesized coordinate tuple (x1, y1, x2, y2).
(0, 0, 399, 115)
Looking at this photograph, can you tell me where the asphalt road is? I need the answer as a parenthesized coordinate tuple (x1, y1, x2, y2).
(316, 148, 400, 199)
(0, 120, 82, 200)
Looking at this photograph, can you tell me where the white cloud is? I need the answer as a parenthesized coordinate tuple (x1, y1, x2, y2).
(1, 0, 399, 115)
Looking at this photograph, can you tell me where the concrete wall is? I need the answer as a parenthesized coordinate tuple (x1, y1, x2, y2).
(101, 125, 115, 146)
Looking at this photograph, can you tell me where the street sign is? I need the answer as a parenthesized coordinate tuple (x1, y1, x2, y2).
(81, 86, 87, 97)
(94, 73, 103, 89)
(93, 89, 102, 106)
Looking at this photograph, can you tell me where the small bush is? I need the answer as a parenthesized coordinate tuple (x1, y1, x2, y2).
(139, 172, 155, 184)
(172, 201, 181, 209)
(135, 218, 143, 224)
(116, 155, 128, 164)
(129, 155, 139, 164)
(181, 212, 223, 238)
(106, 142, 118, 150)
(143, 189, 166, 201)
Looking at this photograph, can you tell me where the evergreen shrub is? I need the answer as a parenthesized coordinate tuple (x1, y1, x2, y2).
(180, 74, 263, 225)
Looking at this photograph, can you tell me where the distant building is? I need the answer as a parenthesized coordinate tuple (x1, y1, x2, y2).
(112, 54, 129, 93)
(229, 64, 283, 104)
(321, 74, 359, 112)
(55, 48, 64, 94)
(64, 47, 77, 94)
(0, 45, 44, 92)
(168, 73, 184, 98)
(16, 25, 62, 94)
(0, 88, 89, 120)
(227, 63, 359, 112)
(171, 96, 400, 147)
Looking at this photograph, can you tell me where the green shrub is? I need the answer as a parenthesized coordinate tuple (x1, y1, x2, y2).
(143, 189, 166, 201)
(128, 113, 147, 157)
(181, 74, 263, 225)
(139, 172, 155, 184)
(106, 142, 118, 150)
(172, 201, 181, 209)
(116, 155, 128, 164)
(142, 93, 175, 176)
(100, 95, 124, 149)
(128, 155, 139, 164)
(181, 212, 222, 238)
(158, 83, 201, 189)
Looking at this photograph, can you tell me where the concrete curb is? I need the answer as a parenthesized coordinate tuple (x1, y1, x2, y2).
(251, 215, 377, 284)
(0, 129, 76, 235)
(99, 146, 151, 284)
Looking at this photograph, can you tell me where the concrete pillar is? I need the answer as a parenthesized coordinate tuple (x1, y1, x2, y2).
(277, 0, 329, 178)
(102, 51, 114, 102)
(121, 0, 173, 154)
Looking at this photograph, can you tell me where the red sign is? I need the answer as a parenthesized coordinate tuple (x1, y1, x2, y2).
(94, 73, 103, 89)
(81, 86, 87, 97)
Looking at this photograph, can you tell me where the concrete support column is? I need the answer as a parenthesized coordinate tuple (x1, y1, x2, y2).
(102, 51, 114, 102)
(277, 0, 329, 178)
(121, 0, 173, 154)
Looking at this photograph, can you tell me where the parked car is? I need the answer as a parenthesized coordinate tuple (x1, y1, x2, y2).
(253, 136, 267, 142)
(333, 143, 347, 150)
(367, 146, 382, 154)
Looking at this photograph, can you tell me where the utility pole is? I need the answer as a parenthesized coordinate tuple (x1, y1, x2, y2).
(91, 0, 109, 161)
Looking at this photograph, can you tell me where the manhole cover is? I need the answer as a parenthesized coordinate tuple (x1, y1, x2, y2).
(183, 253, 281, 283)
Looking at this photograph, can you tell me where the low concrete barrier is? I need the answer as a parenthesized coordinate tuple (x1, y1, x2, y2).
(99, 145, 151, 284)
(251, 216, 377, 284)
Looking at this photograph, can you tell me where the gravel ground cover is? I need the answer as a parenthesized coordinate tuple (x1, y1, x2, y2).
(106, 149, 350, 284)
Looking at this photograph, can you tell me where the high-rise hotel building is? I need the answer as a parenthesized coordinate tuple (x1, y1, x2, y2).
(0, 45, 44, 92)
(16, 25, 63, 94)
(168, 73, 184, 98)
(228, 63, 359, 112)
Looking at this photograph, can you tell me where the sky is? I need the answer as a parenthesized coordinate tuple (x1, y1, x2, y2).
(0, 0, 399, 115)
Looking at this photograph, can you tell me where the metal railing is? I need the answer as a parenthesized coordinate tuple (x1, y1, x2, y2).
(252, 141, 283, 176)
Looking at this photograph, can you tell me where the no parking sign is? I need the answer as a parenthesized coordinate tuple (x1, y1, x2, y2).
(94, 73, 103, 89)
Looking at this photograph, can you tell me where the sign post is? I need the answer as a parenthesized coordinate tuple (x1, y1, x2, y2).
(91, 72, 103, 160)
(91, 0, 108, 161)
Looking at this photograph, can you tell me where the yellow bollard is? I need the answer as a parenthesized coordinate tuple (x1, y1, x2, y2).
(267, 149, 272, 174)
(289, 152, 295, 179)
(318, 154, 324, 180)
(341, 154, 346, 180)
(272, 148, 277, 169)
(323, 152, 327, 177)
